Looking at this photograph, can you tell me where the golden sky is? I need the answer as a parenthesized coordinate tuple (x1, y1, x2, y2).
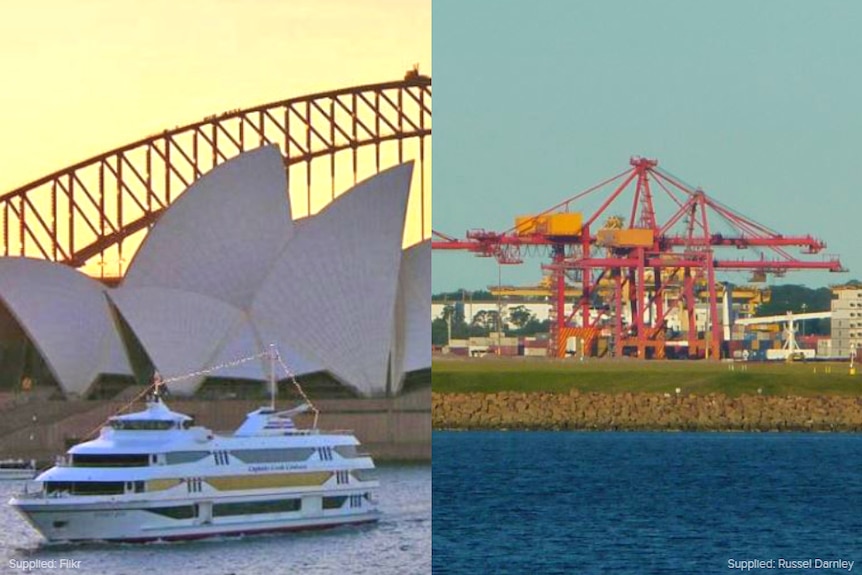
(0, 0, 431, 271)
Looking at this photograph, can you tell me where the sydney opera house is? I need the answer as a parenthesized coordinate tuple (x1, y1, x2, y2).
(0, 146, 430, 398)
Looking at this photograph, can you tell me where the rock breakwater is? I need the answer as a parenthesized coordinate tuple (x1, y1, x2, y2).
(432, 391, 862, 431)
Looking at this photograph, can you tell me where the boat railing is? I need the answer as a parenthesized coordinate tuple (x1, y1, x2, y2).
(255, 428, 359, 439)
(254, 428, 357, 436)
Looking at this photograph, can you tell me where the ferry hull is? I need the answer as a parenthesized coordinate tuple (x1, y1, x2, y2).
(12, 500, 380, 542)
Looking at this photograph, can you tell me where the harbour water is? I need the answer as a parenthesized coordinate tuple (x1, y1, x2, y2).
(0, 465, 430, 575)
(433, 431, 862, 574)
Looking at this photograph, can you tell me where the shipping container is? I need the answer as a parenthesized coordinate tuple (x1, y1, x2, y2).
(523, 347, 547, 357)
(494, 346, 519, 357)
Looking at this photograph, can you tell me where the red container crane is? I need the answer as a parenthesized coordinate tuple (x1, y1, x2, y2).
(433, 157, 844, 359)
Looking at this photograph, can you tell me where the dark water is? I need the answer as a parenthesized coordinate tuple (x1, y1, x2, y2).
(0, 465, 429, 575)
(433, 432, 862, 574)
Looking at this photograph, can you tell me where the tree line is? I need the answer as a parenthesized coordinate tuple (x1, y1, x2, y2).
(431, 302, 549, 346)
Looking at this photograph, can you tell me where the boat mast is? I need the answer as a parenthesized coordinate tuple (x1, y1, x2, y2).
(269, 343, 276, 411)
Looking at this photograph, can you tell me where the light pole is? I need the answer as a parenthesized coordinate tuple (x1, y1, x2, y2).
(801, 303, 807, 337)
(444, 298, 452, 344)
(850, 342, 856, 375)
(496, 264, 503, 353)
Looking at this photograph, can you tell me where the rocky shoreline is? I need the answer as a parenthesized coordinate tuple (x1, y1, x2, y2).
(432, 391, 862, 431)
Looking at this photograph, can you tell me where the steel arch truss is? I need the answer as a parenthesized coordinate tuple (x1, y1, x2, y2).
(0, 78, 431, 271)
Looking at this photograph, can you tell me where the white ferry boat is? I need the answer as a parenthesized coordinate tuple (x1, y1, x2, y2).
(0, 459, 37, 481)
(10, 385, 379, 542)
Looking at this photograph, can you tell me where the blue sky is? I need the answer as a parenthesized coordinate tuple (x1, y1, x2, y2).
(432, 0, 862, 293)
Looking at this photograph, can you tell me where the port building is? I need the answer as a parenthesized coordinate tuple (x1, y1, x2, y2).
(829, 285, 862, 359)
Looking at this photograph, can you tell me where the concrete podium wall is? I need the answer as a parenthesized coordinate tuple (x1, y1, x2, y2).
(0, 387, 430, 464)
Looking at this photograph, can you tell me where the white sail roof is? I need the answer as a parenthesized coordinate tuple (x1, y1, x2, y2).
(209, 316, 325, 381)
(112, 155, 414, 396)
(108, 287, 243, 396)
(123, 145, 294, 308)
(0, 258, 132, 396)
(0, 146, 421, 398)
(392, 240, 431, 391)
(250, 163, 413, 396)
(206, 316, 269, 381)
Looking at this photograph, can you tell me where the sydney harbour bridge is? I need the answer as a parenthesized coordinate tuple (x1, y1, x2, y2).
(0, 76, 431, 275)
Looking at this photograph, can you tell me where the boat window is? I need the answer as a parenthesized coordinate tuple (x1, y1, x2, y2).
(323, 496, 347, 510)
(351, 469, 376, 482)
(110, 420, 175, 431)
(334, 445, 357, 458)
(145, 505, 197, 520)
(164, 451, 210, 465)
(212, 499, 301, 517)
(231, 448, 314, 464)
(71, 454, 150, 468)
(45, 481, 125, 496)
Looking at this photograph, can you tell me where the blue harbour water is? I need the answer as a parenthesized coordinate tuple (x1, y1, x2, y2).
(433, 432, 862, 574)
(0, 465, 430, 575)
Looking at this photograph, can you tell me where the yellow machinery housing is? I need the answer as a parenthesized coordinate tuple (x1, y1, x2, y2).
(515, 213, 582, 237)
(596, 228, 655, 248)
